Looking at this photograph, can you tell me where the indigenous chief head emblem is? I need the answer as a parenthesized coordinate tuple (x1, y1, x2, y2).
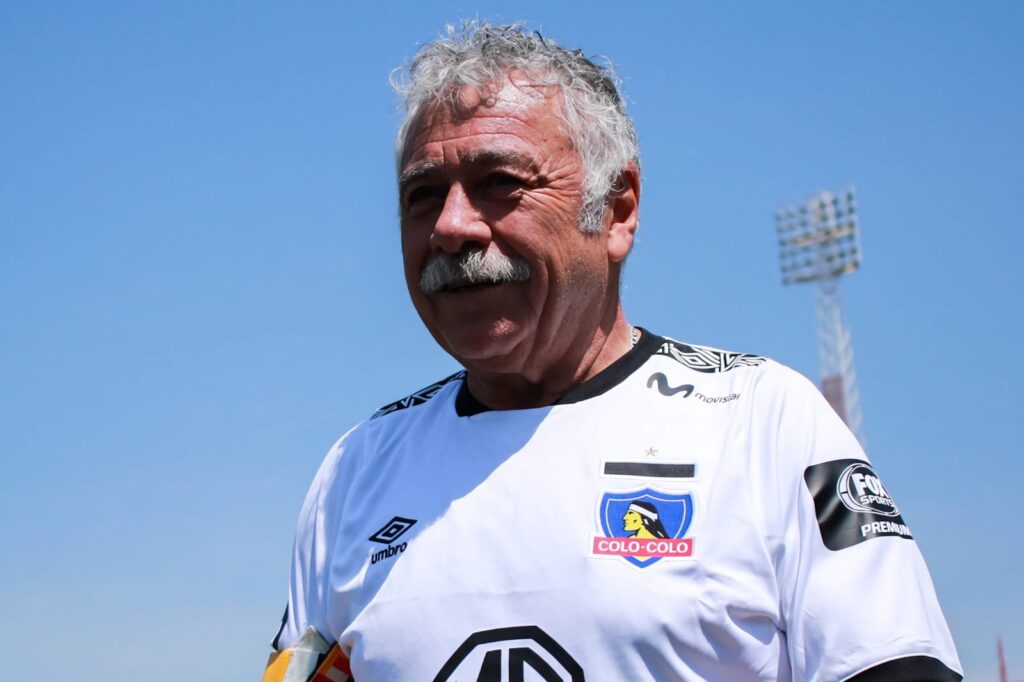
(593, 489, 695, 568)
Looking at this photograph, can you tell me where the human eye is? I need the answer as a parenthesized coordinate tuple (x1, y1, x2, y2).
(482, 172, 527, 199)
(403, 184, 447, 213)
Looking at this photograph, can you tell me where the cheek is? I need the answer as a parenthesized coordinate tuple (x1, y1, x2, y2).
(400, 229, 438, 319)
(401, 229, 427, 281)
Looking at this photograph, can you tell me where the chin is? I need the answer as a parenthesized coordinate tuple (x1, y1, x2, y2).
(439, 320, 528, 368)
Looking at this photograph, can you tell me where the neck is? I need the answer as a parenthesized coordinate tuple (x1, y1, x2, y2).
(463, 307, 635, 410)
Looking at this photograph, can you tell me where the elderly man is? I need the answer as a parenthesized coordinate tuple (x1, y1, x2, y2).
(263, 24, 961, 682)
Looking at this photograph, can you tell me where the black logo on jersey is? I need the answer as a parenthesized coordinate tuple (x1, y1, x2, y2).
(804, 459, 913, 551)
(368, 516, 416, 566)
(647, 373, 694, 397)
(434, 625, 584, 681)
(369, 516, 416, 544)
(647, 373, 740, 404)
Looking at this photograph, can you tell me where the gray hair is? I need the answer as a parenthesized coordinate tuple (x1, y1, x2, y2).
(419, 249, 531, 294)
(391, 22, 640, 234)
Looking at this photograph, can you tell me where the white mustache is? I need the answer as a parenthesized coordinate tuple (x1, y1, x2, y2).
(419, 249, 531, 294)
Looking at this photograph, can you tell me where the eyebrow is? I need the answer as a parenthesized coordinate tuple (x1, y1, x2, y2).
(398, 161, 439, 191)
(459, 149, 536, 172)
(398, 149, 538, 192)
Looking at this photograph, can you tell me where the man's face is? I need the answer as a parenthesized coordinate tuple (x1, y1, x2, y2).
(622, 510, 643, 533)
(398, 78, 615, 374)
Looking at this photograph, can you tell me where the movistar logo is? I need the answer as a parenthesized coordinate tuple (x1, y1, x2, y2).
(647, 373, 693, 397)
(647, 373, 739, 404)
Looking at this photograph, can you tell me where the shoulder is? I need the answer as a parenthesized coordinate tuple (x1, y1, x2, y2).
(640, 331, 825, 411)
(312, 369, 466, 483)
(637, 331, 810, 408)
(369, 370, 466, 420)
(307, 369, 467, 483)
(646, 332, 851, 463)
(651, 335, 768, 374)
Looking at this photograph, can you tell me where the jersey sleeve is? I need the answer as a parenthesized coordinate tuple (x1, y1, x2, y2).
(754, 364, 962, 682)
(273, 424, 364, 651)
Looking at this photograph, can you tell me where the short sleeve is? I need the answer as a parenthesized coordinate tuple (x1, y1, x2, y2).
(274, 425, 363, 651)
(754, 365, 962, 681)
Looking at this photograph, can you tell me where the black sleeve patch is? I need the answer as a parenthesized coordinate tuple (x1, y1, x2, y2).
(846, 655, 962, 681)
(803, 459, 914, 551)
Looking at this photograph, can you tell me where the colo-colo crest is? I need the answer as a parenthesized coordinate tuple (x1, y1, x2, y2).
(593, 488, 694, 568)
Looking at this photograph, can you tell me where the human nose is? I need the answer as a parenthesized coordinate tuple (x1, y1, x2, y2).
(429, 183, 491, 254)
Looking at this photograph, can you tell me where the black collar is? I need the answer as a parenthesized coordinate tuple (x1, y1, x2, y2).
(454, 328, 661, 417)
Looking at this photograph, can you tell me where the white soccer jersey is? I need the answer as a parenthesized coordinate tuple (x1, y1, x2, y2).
(274, 330, 961, 681)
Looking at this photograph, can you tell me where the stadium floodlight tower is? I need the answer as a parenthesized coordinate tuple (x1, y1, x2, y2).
(775, 187, 866, 449)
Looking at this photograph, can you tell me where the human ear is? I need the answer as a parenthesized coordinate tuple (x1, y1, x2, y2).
(605, 163, 640, 263)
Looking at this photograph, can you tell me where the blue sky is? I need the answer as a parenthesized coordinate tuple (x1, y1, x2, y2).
(1, 2, 1021, 680)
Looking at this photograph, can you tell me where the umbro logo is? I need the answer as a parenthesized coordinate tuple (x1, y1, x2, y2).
(368, 516, 417, 544)
(368, 516, 417, 566)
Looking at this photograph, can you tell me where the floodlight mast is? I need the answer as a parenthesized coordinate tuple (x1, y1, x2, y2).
(775, 188, 866, 449)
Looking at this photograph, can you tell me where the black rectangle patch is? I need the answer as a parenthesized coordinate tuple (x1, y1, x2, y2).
(804, 458, 913, 551)
(603, 462, 695, 478)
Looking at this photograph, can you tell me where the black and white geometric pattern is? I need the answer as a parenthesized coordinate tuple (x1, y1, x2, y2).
(655, 340, 765, 374)
(371, 371, 466, 419)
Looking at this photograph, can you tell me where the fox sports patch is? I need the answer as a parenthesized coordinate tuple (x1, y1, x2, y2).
(804, 459, 914, 551)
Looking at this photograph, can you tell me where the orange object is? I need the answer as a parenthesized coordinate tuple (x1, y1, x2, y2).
(311, 644, 353, 682)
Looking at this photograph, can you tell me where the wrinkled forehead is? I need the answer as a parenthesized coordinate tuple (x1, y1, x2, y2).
(441, 71, 559, 115)
(398, 74, 569, 170)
